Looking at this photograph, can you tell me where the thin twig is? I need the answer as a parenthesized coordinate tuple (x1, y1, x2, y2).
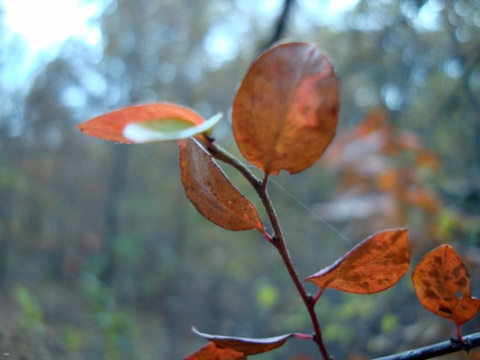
(373, 332, 480, 360)
(259, 0, 295, 53)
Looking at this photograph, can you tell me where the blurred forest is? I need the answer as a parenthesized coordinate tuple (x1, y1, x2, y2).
(1, 0, 480, 359)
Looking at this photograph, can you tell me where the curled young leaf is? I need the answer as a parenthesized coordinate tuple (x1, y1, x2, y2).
(78, 103, 206, 143)
(184, 342, 246, 360)
(179, 138, 264, 232)
(124, 112, 222, 143)
(411, 244, 480, 327)
(306, 229, 410, 294)
(232, 42, 339, 176)
(192, 327, 292, 355)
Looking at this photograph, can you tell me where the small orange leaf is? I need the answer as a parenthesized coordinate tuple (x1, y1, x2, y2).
(377, 168, 399, 191)
(354, 109, 390, 137)
(232, 42, 339, 176)
(184, 342, 246, 360)
(411, 244, 480, 327)
(406, 187, 440, 212)
(78, 103, 205, 143)
(306, 229, 410, 294)
(415, 150, 441, 170)
(179, 138, 264, 232)
(192, 327, 292, 355)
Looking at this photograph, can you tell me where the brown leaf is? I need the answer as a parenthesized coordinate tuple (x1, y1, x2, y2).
(192, 327, 292, 355)
(78, 103, 204, 143)
(232, 42, 339, 176)
(184, 342, 246, 360)
(411, 244, 480, 326)
(306, 229, 410, 294)
(179, 138, 264, 232)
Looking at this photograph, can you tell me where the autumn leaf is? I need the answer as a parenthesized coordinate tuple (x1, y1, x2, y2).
(306, 229, 410, 294)
(179, 138, 264, 232)
(232, 42, 339, 176)
(184, 342, 246, 360)
(78, 103, 220, 143)
(192, 327, 293, 355)
(125, 112, 222, 143)
(411, 244, 480, 327)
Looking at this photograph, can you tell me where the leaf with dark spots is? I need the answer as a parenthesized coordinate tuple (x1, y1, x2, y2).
(192, 327, 293, 355)
(306, 229, 410, 294)
(411, 244, 480, 327)
(232, 42, 339, 176)
(184, 342, 246, 360)
(179, 138, 264, 232)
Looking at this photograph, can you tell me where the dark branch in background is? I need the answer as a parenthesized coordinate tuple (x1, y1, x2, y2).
(373, 332, 480, 360)
(259, 0, 295, 53)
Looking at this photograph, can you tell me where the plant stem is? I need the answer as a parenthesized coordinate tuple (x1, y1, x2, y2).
(373, 332, 480, 360)
(257, 184, 331, 360)
(203, 139, 331, 360)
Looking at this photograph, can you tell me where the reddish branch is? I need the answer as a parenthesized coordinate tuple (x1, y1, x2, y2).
(204, 138, 331, 359)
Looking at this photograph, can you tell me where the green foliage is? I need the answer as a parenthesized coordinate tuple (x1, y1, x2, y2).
(255, 280, 279, 310)
(82, 275, 143, 359)
(63, 327, 84, 351)
(14, 285, 44, 333)
(381, 313, 399, 334)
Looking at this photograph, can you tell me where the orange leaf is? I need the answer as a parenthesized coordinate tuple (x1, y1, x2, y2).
(78, 103, 205, 143)
(354, 109, 390, 137)
(232, 42, 339, 176)
(411, 244, 480, 326)
(415, 150, 441, 170)
(179, 138, 264, 232)
(377, 168, 399, 191)
(306, 229, 410, 294)
(184, 342, 246, 360)
(406, 187, 440, 212)
(192, 327, 292, 356)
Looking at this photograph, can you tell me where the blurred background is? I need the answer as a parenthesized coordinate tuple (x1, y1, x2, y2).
(1, 0, 480, 359)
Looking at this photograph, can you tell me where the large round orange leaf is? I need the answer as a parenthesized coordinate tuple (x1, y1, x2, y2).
(232, 42, 339, 175)
(78, 103, 204, 143)
(411, 244, 480, 326)
(179, 138, 264, 232)
(306, 229, 410, 294)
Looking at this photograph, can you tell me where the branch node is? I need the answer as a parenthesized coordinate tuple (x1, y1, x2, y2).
(450, 337, 473, 353)
(307, 293, 314, 304)
(450, 337, 465, 346)
(271, 236, 279, 247)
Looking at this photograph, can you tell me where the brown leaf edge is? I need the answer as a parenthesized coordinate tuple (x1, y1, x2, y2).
(191, 327, 293, 356)
(179, 138, 264, 233)
(184, 342, 246, 360)
(305, 228, 410, 295)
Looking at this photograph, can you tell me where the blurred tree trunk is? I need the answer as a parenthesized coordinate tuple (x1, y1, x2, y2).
(98, 0, 144, 286)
